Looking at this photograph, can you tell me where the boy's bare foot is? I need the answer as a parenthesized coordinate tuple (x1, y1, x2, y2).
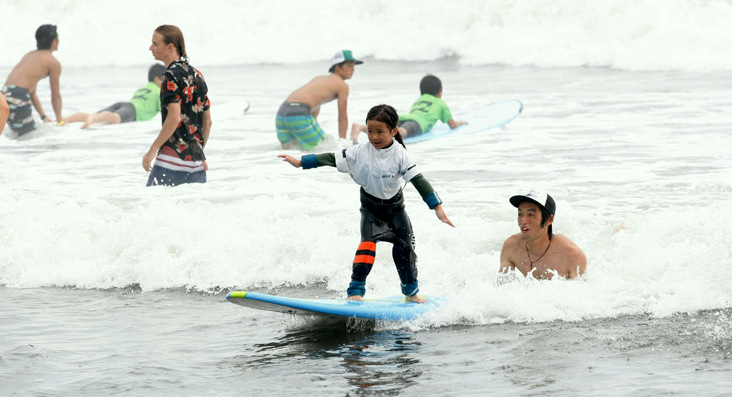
(405, 294, 426, 303)
(347, 295, 363, 301)
(80, 114, 93, 129)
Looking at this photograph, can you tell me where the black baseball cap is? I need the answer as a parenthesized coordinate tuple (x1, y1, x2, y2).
(510, 189, 556, 214)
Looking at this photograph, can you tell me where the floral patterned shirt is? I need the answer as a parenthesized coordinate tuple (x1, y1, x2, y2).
(160, 60, 211, 161)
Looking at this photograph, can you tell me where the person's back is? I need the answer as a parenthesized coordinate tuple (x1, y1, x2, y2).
(285, 74, 346, 114)
(4, 51, 59, 90)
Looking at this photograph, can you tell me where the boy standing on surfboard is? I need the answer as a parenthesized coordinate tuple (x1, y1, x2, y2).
(276, 50, 362, 150)
(351, 74, 466, 143)
(499, 190, 587, 279)
(279, 104, 454, 303)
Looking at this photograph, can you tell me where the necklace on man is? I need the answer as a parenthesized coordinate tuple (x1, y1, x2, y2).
(526, 240, 551, 269)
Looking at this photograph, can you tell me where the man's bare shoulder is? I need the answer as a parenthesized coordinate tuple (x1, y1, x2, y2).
(23, 49, 58, 62)
(287, 74, 346, 106)
(17, 51, 60, 73)
(550, 234, 587, 276)
(503, 233, 524, 246)
(501, 233, 524, 256)
(552, 234, 583, 252)
(312, 74, 348, 89)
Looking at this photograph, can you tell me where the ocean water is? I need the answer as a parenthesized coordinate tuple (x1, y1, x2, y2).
(2, 1, 732, 396)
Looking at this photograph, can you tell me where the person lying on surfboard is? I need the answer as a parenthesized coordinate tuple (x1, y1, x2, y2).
(279, 104, 455, 303)
(350, 74, 466, 143)
(499, 190, 587, 279)
(63, 64, 165, 129)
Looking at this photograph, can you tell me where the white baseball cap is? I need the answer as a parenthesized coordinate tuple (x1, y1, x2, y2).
(329, 50, 363, 72)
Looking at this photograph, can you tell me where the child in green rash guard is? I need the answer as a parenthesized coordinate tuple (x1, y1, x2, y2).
(63, 64, 166, 129)
(279, 104, 455, 303)
(350, 74, 467, 143)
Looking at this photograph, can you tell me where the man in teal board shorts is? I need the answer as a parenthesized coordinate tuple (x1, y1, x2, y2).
(63, 64, 166, 129)
(276, 50, 363, 150)
(351, 74, 466, 143)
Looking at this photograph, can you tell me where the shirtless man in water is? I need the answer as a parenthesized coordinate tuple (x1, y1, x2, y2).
(500, 190, 587, 279)
(2, 24, 63, 136)
(275, 50, 362, 150)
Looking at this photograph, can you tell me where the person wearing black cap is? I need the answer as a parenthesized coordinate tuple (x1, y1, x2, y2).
(276, 50, 363, 150)
(2, 24, 64, 136)
(499, 189, 586, 279)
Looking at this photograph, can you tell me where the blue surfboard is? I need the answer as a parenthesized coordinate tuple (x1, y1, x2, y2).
(403, 99, 523, 144)
(226, 291, 443, 321)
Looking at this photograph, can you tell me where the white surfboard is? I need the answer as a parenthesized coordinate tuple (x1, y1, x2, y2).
(403, 99, 523, 144)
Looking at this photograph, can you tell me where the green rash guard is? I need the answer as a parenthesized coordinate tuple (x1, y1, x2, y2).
(313, 153, 437, 203)
(398, 93, 454, 133)
(130, 81, 162, 121)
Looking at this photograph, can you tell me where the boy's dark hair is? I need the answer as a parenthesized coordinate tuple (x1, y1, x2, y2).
(36, 24, 58, 50)
(328, 62, 343, 74)
(365, 104, 406, 149)
(419, 74, 442, 96)
(540, 208, 553, 240)
(148, 64, 166, 82)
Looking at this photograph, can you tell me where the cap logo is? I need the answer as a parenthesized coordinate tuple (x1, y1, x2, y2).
(525, 189, 547, 205)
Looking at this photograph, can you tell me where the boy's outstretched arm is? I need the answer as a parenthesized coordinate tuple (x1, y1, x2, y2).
(447, 119, 468, 129)
(410, 174, 456, 227)
(434, 204, 455, 227)
(278, 154, 302, 168)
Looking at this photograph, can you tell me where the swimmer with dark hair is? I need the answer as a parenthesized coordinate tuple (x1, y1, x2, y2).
(63, 64, 166, 129)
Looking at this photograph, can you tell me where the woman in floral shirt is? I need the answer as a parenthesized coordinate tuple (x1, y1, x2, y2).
(143, 24, 212, 187)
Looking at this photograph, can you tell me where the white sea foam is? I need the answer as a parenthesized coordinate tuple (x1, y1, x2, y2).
(2, 0, 732, 72)
(2, 0, 732, 326)
(2, 60, 732, 327)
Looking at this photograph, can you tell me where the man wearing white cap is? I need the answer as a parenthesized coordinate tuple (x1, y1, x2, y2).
(499, 189, 587, 279)
(276, 50, 363, 150)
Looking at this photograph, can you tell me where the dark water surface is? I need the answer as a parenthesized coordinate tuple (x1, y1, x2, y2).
(1, 287, 729, 396)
